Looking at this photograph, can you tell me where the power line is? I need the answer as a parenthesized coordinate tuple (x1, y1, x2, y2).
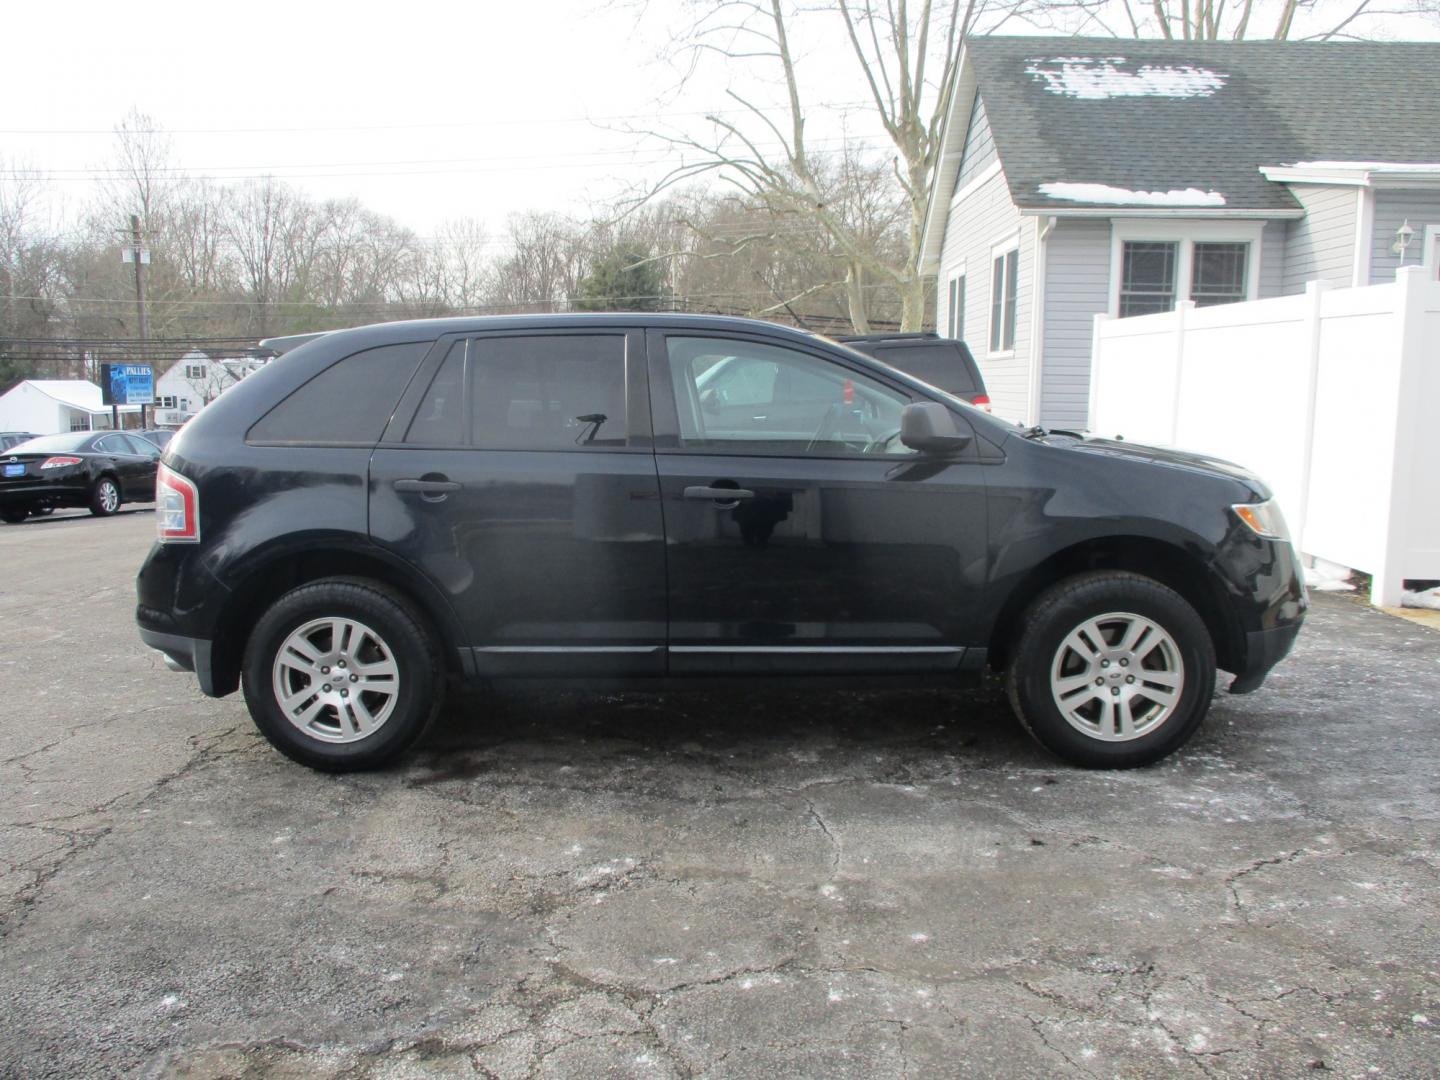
(0, 102, 876, 137)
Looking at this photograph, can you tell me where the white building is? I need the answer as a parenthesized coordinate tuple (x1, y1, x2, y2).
(0, 380, 142, 435)
(153, 350, 266, 428)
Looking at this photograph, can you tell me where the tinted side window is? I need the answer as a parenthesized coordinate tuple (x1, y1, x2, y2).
(667, 337, 914, 456)
(470, 335, 626, 450)
(248, 342, 430, 445)
(405, 342, 466, 446)
(873, 345, 977, 393)
(93, 435, 127, 454)
(123, 434, 160, 458)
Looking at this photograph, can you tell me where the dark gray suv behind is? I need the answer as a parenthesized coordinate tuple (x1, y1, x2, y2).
(136, 314, 1306, 772)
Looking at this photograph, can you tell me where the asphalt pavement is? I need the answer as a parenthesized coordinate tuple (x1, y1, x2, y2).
(1, 508, 1437, 1079)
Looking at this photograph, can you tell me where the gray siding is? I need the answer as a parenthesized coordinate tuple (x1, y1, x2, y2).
(937, 165, 1034, 422)
(955, 95, 998, 191)
(1282, 185, 1357, 293)
(1039, 220, 1110, 429)
(1259, 220, 1285, 298)
(1370, 189, 1440, 284)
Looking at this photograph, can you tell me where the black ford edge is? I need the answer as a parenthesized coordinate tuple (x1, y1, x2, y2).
(135, 314, 1306, 771)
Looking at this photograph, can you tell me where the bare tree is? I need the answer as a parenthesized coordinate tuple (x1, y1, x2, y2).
(637, 0, 972, 331)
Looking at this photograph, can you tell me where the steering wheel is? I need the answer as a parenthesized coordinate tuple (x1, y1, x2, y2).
(865, 427, 905, 454)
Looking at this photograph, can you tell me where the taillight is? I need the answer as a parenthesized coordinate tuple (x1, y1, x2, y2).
(40, 456, 82, 469)
(156, 463, 199, 543)
(972, 394, 993, 413)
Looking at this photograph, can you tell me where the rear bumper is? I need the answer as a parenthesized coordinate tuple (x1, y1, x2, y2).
(0, 478, 86, 506)
(138, 627, 220, 697)
(1228, 619, 1303, 694)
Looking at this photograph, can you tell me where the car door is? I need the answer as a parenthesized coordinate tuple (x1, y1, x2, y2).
(649, 329, 993, 675)
(368, 328, 668, 676)
(92, 434, 150, 499)
(119, 434, 161, 498)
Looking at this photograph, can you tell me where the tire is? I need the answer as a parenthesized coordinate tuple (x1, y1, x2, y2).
(1005, 571, 1216, 768)
(241, 577, 444, 771)
(89, 476, 121, 517)
(1, 506, 29, 524)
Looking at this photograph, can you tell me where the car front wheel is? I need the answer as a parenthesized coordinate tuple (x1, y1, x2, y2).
(1006, 571, 1216, 768)
(241, 578, 445, 771)
(1, 506, 29, 524)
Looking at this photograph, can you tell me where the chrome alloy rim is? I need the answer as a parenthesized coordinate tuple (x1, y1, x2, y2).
(99, 481, 119, 512)
(1049, 612, 1185, 742)
(271, 617, 400, 743)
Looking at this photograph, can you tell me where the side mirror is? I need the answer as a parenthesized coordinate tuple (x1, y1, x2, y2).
(900, 402, 973, 454)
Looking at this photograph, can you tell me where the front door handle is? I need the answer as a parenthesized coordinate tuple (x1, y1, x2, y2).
(394, 478, 461, 501)
(684, 485, 755, 502)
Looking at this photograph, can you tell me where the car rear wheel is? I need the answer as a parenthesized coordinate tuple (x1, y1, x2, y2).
(89, 477, 121, 516)
(1, 506, 29, 524)
(1005, 571, 1216, 768)
(241, 577, 444, 771)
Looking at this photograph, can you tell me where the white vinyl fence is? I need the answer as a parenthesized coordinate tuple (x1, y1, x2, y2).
(1089, 266, 1440, 607)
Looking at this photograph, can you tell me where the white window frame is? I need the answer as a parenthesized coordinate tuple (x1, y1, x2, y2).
(946, 264, 967, 340)
(1108, 220, 1263, 317)
(1424, 224, 1440, 280)
(988, 235, 1020, 358)
(185, 364, 206, 380)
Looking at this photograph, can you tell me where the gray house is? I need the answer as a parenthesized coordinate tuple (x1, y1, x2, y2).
(919, 37, 1440, 427)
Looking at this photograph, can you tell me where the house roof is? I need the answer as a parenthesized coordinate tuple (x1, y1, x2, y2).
(9, 380, 141, 415)
(921, 36, 1440, 267)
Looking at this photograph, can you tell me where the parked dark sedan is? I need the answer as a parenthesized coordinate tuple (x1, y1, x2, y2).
(135, 429, 177, 451)
(136, 314, 1305, 772)
(1, 431, 160, 523)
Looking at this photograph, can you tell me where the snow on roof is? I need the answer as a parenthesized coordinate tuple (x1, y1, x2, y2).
(1025, 56, 1227, 100)
(1038, 182, 1227, 207)
(17, 380, 139, 413)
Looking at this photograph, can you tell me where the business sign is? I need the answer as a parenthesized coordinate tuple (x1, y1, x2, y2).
(100, 363, 155, 406)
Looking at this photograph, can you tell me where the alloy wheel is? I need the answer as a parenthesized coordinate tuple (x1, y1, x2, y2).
(1049, 611, 1185, 742)
(271, 616, 400, 743)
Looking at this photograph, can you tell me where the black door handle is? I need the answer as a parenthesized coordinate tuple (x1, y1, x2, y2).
(394, 478, 461, 496)
(684, 485, 755, 502)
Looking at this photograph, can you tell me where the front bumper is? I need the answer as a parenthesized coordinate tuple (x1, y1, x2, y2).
(1228, 619, 1304, 694)
(139, 627, 220, 697)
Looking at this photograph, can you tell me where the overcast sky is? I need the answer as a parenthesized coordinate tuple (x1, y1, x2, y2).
(4, 0, 1437, 240)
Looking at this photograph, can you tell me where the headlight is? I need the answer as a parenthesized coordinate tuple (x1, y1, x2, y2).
(1232, 498, 1289, 540)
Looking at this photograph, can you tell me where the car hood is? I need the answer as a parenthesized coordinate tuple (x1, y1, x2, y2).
(1035, 433, 1269, 496)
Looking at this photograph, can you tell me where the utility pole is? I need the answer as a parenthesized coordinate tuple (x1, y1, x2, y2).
(129, 214, 149, 428)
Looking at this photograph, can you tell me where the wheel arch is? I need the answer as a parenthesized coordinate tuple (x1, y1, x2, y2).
(207, 544, 467, 697)
(988, 535, 1243, 675)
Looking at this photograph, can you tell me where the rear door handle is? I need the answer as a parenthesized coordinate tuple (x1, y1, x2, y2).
(684, 485, 755, 502)
(394, 478, 461, 495)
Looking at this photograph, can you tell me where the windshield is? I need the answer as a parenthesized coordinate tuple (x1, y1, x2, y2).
(7, 432, 93, 454)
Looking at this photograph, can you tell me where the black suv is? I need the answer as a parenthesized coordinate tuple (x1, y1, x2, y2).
(836, 333, 990, 411)
(136, 314, 1305, 771)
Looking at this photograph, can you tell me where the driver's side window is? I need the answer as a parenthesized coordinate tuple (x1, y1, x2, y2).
(666, 336, 914, 456)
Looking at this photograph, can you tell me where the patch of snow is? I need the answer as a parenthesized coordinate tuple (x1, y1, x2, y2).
(1038, 182, 1225, 207)
(1025, 57, 1226, 100)
(1402, 586, 1440, 610)
(1306, 558, 1355, 593)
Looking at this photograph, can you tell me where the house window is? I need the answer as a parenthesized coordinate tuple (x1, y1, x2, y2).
(947, 275, 966, 340)
(185, 364, 205, 380)
(990, 249, 1018, 353)
(159, 395, 177, 409)
(1119, 241, 1178, 317)
(1191, 242, 1248, 306)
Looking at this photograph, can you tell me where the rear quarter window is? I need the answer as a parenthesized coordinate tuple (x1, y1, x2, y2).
(873, 344, 977, 394)
(248, 342, 430, 445)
